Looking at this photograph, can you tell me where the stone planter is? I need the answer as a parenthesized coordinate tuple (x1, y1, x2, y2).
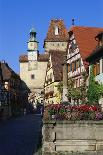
(42, 120, 103, 154)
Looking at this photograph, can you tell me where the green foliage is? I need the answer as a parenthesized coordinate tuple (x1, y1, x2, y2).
(67, 73, 87, 104)
(57, 81, 63, 94)
(59, 107, 66, 115)
(87, 65, 103, 105)
(57, 72, 88, 104)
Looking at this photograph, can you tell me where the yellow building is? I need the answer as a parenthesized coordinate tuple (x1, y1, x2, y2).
(44, 51, 65, 105)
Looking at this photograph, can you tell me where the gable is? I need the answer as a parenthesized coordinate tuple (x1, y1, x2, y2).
(69, 26, 103, 60)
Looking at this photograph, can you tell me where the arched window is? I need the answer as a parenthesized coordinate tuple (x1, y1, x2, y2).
(55, 26, 59, 35)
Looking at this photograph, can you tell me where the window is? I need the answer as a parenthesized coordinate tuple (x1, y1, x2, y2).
(93, 60, 100, 76)
(55, 26, 59, 35)
(96, 61, 100, 75)
(68, 64, 70, 72)
(69, 46, 73, 54)
(72, 62, 75, 72)
(76, 59, 81, 68)
(71, 41, 77, 50)
(74, 61, 76, 71)
(70, 63, 72, 72)
(31, 74, 35, 79)
(93, 64, 96, 76)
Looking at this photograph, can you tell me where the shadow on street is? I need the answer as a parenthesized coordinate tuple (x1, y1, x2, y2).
(0, 114, 42, 155)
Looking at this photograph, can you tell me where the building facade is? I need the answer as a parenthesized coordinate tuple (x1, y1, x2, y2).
(44, 51, 65, 105)
(19, 29, 49, 105)
(67, 26, 103, 88)
(0, 61, 24, 118)
(43, 19, 68, 105)
(86, 32, 103, 108)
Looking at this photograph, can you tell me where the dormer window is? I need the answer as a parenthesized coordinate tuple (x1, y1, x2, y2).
(55, 26, 59, 35)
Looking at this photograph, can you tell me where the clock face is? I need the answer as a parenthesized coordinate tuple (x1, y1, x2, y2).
(28, 51, 37, 61)
(28, 61, 38, 70)
(28, 42, 38, 50)
(30, 43, 33, 47)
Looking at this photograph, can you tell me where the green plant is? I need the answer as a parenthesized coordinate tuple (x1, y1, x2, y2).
(87, 65, 103, 105)
(57, 81, 63, 95)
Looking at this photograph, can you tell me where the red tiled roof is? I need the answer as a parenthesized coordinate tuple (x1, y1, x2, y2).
(69, 26, 103, 60)
(38, 54, 49, 62)
(50, 50, 66, 81)
(19, 54, 49, 62)
(86, 45, 103, 62)
(44, 19, 69, 42)
(19, 55, 28, 62)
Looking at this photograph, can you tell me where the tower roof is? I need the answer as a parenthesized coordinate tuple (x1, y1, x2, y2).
(30, 28, 36, 34)
(29, 27, 38, 42)
(44, 19, 69, 42)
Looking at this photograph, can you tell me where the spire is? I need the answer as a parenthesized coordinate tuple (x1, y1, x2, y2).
(44, 19, 68, 41)
(29, 28, 37, 42)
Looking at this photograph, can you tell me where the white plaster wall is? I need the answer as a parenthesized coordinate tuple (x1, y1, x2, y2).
(20, 61, 47, 90)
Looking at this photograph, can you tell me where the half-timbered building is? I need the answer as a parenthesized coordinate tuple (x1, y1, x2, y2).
(44, 51, 65, 105)
(67, 26, 103, 87)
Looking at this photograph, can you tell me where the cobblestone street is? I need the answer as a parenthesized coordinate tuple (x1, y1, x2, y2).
(0, 114, 42, 155)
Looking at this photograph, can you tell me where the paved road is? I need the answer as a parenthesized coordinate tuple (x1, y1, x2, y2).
(0, 114, 42, 155)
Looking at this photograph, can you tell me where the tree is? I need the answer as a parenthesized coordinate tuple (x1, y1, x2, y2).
(67, 72, 88, 105)
(87, 65, 103, 105)
(57, 72, 88, 105)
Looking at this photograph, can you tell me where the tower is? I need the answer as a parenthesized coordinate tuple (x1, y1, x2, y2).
(27, 28, 39, 70)
(44, 19, 69, 53)
(28, 28, 38, 60)
(19, 28, 49, 104)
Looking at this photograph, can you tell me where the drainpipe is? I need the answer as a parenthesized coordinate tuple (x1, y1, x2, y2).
(62, 55, 68, 102)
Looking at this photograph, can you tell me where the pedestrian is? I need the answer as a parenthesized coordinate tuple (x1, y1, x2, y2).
(40, 104, 44, 117)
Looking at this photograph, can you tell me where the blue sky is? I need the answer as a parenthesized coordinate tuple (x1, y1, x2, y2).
(0, 0, 103, 73)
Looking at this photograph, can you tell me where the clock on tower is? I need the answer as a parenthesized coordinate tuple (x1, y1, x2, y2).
(27, 28, 39, 61)
(28, 28, 38, 51)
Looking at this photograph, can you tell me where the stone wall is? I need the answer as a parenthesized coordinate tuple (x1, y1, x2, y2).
(45, 42, 67, 53)
(42, 120, 103, 155)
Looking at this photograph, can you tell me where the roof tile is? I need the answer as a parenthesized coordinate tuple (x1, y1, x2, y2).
(69, 26, 103, 60)
(19, 54, 49, 62)
(45, 19, 69, 42)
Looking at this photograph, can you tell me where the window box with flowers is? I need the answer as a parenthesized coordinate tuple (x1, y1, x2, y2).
(43, 103, 103, 121)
